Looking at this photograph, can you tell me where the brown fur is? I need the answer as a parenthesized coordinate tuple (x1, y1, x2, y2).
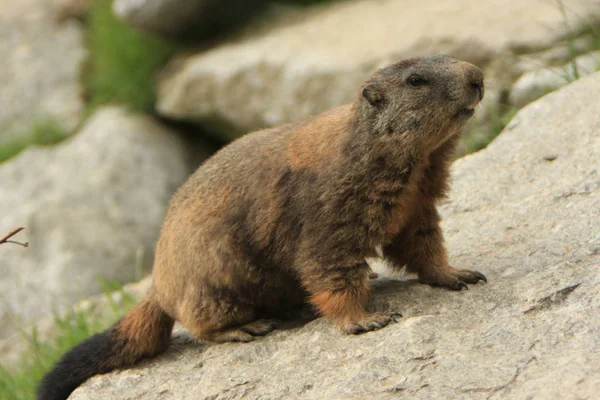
(113, 289, 174, 362)
(38, 55, 487, 400)
(151, 55, 487, 338)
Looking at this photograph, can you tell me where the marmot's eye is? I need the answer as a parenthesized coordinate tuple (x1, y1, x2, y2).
(407, 75, 426, 87)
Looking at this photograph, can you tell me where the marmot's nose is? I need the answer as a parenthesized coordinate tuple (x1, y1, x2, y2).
(470, 79, 483, 91)
(466, 67, 485, 101)
(470, 80, 484, 102)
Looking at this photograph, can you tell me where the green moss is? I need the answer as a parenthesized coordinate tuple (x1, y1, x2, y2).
(0, 119, 70, 163)
(83, 1, 180, 113)
(0, 280, 136, 400)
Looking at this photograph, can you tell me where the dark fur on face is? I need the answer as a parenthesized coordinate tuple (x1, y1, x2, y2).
(38, 55, 487, 400)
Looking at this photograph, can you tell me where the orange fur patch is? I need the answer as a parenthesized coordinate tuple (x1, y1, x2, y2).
(310, 286, 369, 325)
(115, 294, 174, 362)
(287, 106, 351, 170)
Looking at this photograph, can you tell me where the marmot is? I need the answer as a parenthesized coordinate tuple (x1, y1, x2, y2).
(38, 55, 487, 400)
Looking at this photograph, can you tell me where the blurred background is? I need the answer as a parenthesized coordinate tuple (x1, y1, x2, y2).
(0, 0, 599, 396)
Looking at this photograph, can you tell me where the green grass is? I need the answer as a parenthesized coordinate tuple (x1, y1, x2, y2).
(0, 1, 180, 164)
(556, 0, 581, 80)
(83, 0, 180, 113)
(555, 0, 600, 77)
(0, 280, 136, 400)
(590, 25, 600, 71)
(0, 119, 71, 163)
(464, 105, 518, 154)
(460, 1, 598, 156)
(0, 311, 102, 400)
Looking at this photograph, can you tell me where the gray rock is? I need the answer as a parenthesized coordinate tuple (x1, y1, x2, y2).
(72, 72, 600, 399)
(0, 107, 201, 340)
(0, 0, 86, 143)
(156, 0, 600, 137)
(509, 50, 600, 108)
(112, 0, 268, 38)
(513, 33, 598, 72)
(52, 0, 92, 20)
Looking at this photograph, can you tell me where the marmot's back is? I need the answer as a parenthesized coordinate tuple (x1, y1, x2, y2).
(166, 104, 354, 227)
(172, 125, 292, 214)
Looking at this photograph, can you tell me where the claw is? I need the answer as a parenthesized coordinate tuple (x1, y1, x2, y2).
(349, 325, 367, 335)
(455, 280, 469, 291)
(366, 320, 383, 330)
(343, 311, 400, 335)
(475, 272, 488, 283)
(390, 312, 403, 323)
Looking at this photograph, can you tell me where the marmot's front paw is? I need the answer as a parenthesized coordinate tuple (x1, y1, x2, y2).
(455, 270, 487, 285)
(420, 266, 487, 290)
(341, 312, 402, 334)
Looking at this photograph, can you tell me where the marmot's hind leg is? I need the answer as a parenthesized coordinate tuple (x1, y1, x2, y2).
(240, 319, 279, 336)
(175, 272, 281, 343)
(304, 260, 401, 334)
(208, 319, 280, 343)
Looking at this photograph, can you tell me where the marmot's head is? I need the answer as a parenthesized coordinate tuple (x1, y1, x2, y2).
(358, 55, 484, 151)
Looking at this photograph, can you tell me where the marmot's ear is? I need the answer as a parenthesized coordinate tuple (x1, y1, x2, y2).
(362, 83, 384, 106)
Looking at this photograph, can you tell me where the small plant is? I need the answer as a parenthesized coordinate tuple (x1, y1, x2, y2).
(554, 0, 600, 75)
(555, 0, 581, 80)
(0, 280, 136, 400)
(464, 105, 518, 155)
(99, 278, 136, 317)
(0, 310, 102, 400)
(83, 0, 180, 113)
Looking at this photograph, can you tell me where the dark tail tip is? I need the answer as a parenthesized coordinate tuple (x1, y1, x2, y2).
(37, 290, 174, 400)
(37, 329, 120, 400)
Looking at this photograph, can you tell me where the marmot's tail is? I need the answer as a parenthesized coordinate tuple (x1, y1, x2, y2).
(37, 288, 174, 400)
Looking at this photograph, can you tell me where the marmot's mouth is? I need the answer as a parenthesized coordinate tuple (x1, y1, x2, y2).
(458, 108, 475, 118)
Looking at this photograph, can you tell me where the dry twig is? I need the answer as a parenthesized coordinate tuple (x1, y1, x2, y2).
(0, 227, 29, 247)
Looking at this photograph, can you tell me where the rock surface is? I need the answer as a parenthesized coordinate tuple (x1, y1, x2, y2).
(0, 107, 201, 340)
(112, 0, 268, 38)
(72, 72, 600, 398)
(0, 0, 86, 142)
(510, 50, 600, 108)
(52, 0, 92, 20)
(156, 0, 600, 136)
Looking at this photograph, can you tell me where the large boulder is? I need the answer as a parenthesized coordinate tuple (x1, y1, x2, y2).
(72, 72, 600, 398)
(156, 0, 600, 137)
(509, 50, 600, 108)
(0, 107, 202, 340)
(0, 0, 85, 142)
(112, 0, 269, 38)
